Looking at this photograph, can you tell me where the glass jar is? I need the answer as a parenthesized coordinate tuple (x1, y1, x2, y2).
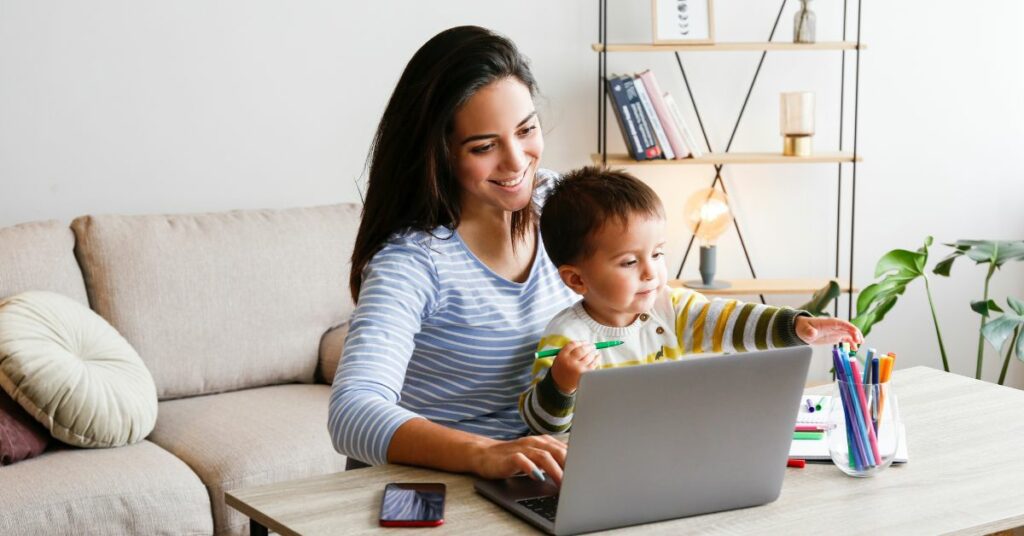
(826, 379, 900, 477)
(794, 0, 817, 44)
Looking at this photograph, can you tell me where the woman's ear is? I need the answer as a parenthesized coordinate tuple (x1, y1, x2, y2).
(558, 265, 587, 296)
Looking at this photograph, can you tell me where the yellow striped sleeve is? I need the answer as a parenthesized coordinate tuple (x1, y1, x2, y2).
(711, 300, 738, 353)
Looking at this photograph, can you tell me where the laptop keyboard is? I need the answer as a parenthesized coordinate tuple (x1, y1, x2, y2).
(517, 495, 559, 522)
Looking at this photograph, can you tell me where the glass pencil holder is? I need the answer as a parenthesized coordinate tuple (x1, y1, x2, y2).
(826, 380, 900, 477)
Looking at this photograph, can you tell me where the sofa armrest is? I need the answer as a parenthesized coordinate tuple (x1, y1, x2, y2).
(317, 323, 349, 384)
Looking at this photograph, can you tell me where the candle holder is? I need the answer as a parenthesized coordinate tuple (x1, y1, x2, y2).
(780, 91, 815, 156)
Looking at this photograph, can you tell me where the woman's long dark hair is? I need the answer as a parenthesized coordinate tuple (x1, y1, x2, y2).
(349, 26, 539, 301)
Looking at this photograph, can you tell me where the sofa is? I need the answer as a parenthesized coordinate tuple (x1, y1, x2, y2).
(0, 203, 361, 535)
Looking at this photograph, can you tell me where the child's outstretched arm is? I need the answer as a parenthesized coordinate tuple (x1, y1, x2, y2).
(670, 287, 809, 354)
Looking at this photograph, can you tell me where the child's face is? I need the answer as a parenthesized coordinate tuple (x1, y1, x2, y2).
(561, 214, 668, 327)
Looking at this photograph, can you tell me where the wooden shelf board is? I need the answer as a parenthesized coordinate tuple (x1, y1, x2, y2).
(668, 278, 857, 296)
(591, 152, 862, 165)
(591, 41, 866, 53)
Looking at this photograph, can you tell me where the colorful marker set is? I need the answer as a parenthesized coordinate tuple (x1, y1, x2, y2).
(831, 343, 897, 471)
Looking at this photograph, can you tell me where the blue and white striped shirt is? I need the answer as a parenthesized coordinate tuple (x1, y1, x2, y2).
(328, 170, 578, 465)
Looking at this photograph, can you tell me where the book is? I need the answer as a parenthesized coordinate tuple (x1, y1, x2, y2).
(631, 74, 675, 159)
(606, 76, 645, 160)
(663, 93, 705, 158)
(606, 76, 646, 160)
(621, 77, 663, 159)
(789, 396, 910, 463)
(636, 70, 689, 158)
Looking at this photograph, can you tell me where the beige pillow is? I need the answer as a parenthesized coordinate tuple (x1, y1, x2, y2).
(0, 291, 157, 448)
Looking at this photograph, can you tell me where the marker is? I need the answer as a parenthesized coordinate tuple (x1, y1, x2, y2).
(815, 396, 826, 411)
(534, 340, 624, 359)
(787, 458, 807, 468)
(795, 424, 828, 432)
(805, 398, 815, 413)
(792, 431, 824, 440)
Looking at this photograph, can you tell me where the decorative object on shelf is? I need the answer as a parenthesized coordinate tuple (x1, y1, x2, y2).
(682, 187, 732, 289)
(651, 0, 715, 45)
(794, 0, 817, 43)
(780, 91, 815, 156)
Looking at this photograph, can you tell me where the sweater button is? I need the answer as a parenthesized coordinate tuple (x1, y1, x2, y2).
(639, 313, 650, 321)
(656, 326, 665, 334)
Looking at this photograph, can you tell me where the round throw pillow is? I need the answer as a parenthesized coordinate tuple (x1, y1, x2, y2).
(0, 291, 157, 448)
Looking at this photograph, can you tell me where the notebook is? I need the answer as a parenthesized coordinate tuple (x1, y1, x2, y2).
(789, 395, 909, 463)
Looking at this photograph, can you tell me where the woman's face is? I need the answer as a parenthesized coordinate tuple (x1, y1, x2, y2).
(449, 77, 544, 217)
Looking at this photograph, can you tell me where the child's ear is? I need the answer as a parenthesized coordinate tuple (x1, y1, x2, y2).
(558, 265, 587, 295)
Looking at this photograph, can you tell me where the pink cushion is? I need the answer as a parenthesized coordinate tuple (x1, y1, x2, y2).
(0, 389, 49, 466)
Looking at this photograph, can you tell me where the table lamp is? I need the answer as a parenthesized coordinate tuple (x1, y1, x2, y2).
(780, 91, 815, 156)
(683, 187, 733, 289)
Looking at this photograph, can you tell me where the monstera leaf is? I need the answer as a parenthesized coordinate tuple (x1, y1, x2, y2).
(798, 280, 840, 317)
(983, 297, 1024, 385)
(852, 238, 931, 337)
(851, 237, 949, 372)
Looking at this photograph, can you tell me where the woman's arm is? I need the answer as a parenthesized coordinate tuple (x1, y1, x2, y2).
(387, 418, 569, 484)
(328, 237, 569, 481)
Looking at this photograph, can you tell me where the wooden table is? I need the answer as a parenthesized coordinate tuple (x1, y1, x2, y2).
(226, 367, 1024, 535)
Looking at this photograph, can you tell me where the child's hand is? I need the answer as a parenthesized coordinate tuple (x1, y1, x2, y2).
(795, 316, 864, 346)
(549, 341, 600, 394)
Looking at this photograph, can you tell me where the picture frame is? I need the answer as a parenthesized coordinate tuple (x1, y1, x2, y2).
(651, 0, 715, 45)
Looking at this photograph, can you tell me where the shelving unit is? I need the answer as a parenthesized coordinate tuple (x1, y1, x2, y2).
(668, 278, 857, 297)
(595, 0, 863, 315)
(592, 41, 865, 52)
(591, 152, 861, 166)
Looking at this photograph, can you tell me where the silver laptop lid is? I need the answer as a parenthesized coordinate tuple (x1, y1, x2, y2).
(554, 347, 812, 535)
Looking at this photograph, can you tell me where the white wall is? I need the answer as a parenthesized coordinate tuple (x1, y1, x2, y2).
(2, 1, 1022, 386)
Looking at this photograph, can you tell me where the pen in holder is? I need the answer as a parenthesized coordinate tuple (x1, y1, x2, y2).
(826, 377, 900, 477)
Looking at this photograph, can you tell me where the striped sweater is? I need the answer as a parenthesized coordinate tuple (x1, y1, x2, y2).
(328, 169, 579, 465)
(519, 287, 807, 435)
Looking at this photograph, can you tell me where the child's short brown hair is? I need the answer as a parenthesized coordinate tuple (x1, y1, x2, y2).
(540, 166, 665, 267)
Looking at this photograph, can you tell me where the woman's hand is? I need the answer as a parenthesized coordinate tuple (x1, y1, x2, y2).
(471, 434, 568, 485)
(795, 316, 864, 346)
(550, 341, 600, 394)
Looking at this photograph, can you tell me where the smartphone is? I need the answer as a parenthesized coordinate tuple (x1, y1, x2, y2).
(379, 482, 446, 527)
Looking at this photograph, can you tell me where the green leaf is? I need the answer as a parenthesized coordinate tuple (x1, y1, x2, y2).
(933, 252, 962, 277)
(965, 242, 998, 264)
(798, 281, 840, 317)
(982, 314, 1024, 352)
(1017, 328, 1024, 362)
(994, 241, 1024, 267)
(971, 299, 1004, 317)
(875, 249, 925, 278)
(1008, 296, 1024, 316)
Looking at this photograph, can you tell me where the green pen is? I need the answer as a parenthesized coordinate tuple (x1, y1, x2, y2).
(792, 431, 824, 441)
(534, 340, 624, 359)
(815, 396, 826, 411)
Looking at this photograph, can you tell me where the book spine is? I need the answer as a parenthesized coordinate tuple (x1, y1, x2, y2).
(621, 77, 662, 160)
(664, 93, 704, 158)
(637, 70, 689, 158)
(607, 76, 645, 160)
(632, 74, 675, 159)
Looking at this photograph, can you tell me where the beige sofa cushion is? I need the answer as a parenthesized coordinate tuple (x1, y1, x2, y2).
(317, 322, 349, 383)
(0, 440, 213, 535)
(71, 204, 360, 399)
(147, 384, 347, 536)
(0, 220, 88, 304)
(0, 291, 158, 448)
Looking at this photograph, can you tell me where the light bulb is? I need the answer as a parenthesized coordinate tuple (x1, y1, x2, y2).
(684, 188, 732, 246)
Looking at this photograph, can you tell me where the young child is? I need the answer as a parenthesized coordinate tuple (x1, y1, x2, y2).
(519, 166, 863, 435)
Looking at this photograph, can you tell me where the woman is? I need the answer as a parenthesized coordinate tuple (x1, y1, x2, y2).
(328, 26, 582, 484)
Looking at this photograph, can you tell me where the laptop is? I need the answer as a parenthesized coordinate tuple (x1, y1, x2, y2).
(474, 346, 812, 535)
